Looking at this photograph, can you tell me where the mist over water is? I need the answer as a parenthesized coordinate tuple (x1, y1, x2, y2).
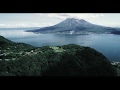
(0, 29, 39, 39)
(1, 29, 120, 62)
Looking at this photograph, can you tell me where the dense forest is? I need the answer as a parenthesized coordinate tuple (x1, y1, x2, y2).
(0, 36, 117, 76)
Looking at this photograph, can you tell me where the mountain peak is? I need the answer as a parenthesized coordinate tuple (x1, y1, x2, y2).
(79, 19, 86, 22)
(54, 18, 91, 28)
(63, 18, 89, 24)
(65, 18, 77, 20)
(65, 18, 86, 22)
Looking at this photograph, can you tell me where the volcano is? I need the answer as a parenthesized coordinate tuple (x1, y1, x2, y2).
(26, 18, 120, 34)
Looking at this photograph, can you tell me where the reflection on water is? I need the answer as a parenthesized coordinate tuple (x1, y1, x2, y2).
(0, 30, 120, 62)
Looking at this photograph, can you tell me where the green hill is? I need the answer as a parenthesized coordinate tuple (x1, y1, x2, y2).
(0, 35, 34, 61)
(0, 41, 117, 76)
(0, 35, 34, 50)
(0, 35, 15, 48)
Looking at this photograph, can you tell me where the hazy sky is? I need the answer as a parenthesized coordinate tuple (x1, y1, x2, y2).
(0, 13, 120, 28)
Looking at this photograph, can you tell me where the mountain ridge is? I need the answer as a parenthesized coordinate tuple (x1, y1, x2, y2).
(26, 18, 120, 34)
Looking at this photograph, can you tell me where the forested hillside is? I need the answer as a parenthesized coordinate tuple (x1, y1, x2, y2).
(0, 39, 117, 76)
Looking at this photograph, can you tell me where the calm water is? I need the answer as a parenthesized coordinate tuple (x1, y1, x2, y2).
(1, 29, 120, 62)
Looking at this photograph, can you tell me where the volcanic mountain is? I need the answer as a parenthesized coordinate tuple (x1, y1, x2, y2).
(26, 18, 120, 34)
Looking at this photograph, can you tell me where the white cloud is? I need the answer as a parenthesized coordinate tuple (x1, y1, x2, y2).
(0, 24, 5, 26)
(104, 22, 120, 27)
(0, 22, 53, 28)
(0, 13, 104, 28)
(41, 22, 53, 26)
(0, 23, 27, 27)
(35, 13, 104, 21)
(35, 13, 105, 26)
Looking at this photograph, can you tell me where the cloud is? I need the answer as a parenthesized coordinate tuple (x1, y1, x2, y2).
(35, 13, 104, 21)
(0, 23, 53, 28)
(0, 24, 5, 26)
(0, 13, 104, 28)
(104, 22, 120, 27)
(0, 23, 30, 27)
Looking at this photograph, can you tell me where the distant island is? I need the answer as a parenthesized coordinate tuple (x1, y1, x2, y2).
(0, 35, 118, 76)
(26, 18, 120, 35)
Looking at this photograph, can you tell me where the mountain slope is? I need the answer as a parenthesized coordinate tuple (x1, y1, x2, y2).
(0, 35, 34, 50)
(0, 36, 34, 61)
(0, 35, 15, 48)
(26, 18, 120, 34)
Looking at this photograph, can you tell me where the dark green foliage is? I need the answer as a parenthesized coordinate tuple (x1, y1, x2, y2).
(0, 61, 7, 73)
(13, 43, 34, 52)
(42, 46, 116, 76)
(75, 48, 116, 76)
(5, 55, 42, 76)
(62, 44, 82, 50)
(0, 35, 33, 50)
(0, 36, 34, 61)
(0, 35, 15, 48)
(40, 46, 52, 51)
(2, 49, 57, 76)
(42, 51, 87, 76)
(111, 63, 120, 76)
(0, 38, 117, 76)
